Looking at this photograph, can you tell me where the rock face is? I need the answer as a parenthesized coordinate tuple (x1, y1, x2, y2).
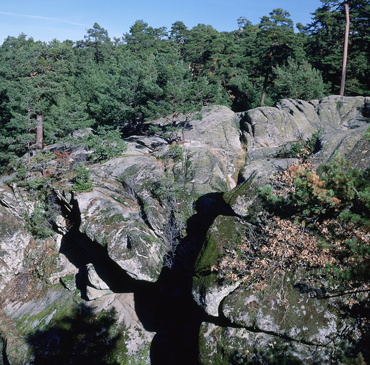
(0, 97, 369, 364)
(241, 96, 370, 151)
(0, 104, 245, 364)
(0, 184, 32, 292)
(193, 96, 370, 363)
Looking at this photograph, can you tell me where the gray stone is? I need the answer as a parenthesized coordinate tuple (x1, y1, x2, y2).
(198, 322, 331, 365)
(192, 281, 240, 317)
(126, 135, 168, 150)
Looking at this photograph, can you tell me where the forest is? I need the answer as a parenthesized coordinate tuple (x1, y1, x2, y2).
(0, 0, 369, 171)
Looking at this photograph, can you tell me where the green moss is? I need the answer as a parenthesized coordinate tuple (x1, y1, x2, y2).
(198, 325, 225, 365)
(365, 125, 370, 142)
(336, 100, 344, 112)
(223, 176, 254, 207)
(194, 216, 241, 293)
(14, 285, 79, 336)
(105, 213, 129, 225)
(195, 216, 239, 272)
(130, 342, 151, 365)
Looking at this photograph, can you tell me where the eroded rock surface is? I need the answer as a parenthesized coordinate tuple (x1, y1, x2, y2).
(193, 96, 370, 363)
(0, 97, 369, 364)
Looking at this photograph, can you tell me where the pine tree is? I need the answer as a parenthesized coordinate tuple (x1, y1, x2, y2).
(305, 0, 370, 95)
(273, 57, 328, 100)
(257, 9, 303, 105)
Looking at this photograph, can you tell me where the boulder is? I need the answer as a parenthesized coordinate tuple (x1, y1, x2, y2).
(74, 186, 165, 283)
(241, 96, 370, 164)
(241, 99, 321, 150)
(316, 95, 370, 130)
(184, 105, 242, 151)
(222, 271, 339, 345)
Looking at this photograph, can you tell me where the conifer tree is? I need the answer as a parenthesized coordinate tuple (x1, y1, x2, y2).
(257, 9, 302, 105)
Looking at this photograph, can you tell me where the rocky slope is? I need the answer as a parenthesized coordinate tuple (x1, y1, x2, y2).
(0, 96, 369, 364)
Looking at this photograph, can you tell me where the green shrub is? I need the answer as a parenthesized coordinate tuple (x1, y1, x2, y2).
(260, 151, 369, 222)
(258, 151, 370, 360)
(29, 205, 54, 239)
(278, 129, 322, 160)
(16, 163, 28, 180)
(148, 124, 181, 143)
(84, 126, 127, 162)
(259, 152, 370, 283)
(18, 177, 46, 191)
(29, 150, 55, 175)
(292, 129, 322, 157)
(273, 57, 328, 100)
(162, 144, 183, 161)
(72, 163, 93, 193)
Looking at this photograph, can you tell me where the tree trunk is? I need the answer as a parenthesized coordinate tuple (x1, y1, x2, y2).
(35, 114, 43, 153)
(260, 72, 269, 106)
(340, 1, 350, 96)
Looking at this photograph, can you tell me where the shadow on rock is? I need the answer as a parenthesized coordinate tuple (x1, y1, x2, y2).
(177, 192, 236, 265)
(140, 192, 236, 365)
(26, 303, 122, 365)
(55, 191, 236, 365)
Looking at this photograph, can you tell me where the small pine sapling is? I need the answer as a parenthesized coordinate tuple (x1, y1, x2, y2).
(72, 163, 93, 193)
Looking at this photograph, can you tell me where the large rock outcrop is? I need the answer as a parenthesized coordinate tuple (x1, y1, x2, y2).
(193, 96, 370, 363)
(0, 97, 369, 364)
(0, 104, 245, 364)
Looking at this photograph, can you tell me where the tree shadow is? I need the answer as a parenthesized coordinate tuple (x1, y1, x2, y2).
(143, 192, 237, 365)
(38, 191, 237, 365)
(331, 297, 370, 363)
(26, 303, 122, 365)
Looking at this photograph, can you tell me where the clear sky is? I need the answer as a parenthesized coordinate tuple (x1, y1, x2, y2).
(0, 0, 323, 45)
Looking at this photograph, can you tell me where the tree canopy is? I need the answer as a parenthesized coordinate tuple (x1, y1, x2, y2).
(1, 3, 370, 168)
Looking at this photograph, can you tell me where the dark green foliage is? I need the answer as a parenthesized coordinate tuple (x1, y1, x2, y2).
(72, 163, 93, 193)
(260, 150, 370, 289)
(277, 129, 322, 159)
(83, 22, 112, 64)
(339, 353, 367, 365)
(123, 19, 170, 54)
(273, 58, 328, 100)
(18, 177, 45, 192)
(16, 163, 28, 181)
(165, 144, 184, 161)
(28, 150, 55, 175)
(148, 124, 180, 142)
(84, 127, 127, 162)
(305, 0, 370, 95)
(143, 52, 228, 126)
(0, 6, 369, 162)
(29, 205, 54, 239)
(259, 150, 370, 361)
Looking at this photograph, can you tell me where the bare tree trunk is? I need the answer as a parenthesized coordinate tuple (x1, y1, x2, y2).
(340, 1, 350, 96)
(260, 72, 269, 106)
(27, 108, 31, 163)
(27, 142, 30, 163)
(35, 114, 43, 153)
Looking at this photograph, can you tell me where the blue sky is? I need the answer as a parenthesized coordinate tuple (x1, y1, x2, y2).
(0, 0, 323, 45)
